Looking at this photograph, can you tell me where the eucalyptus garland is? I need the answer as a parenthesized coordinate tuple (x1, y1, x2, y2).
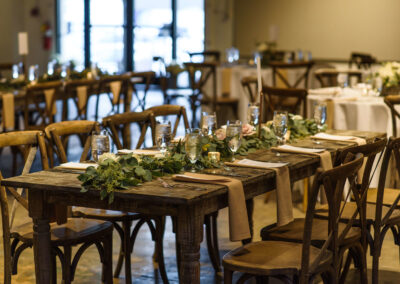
(78, 115, 322, 203)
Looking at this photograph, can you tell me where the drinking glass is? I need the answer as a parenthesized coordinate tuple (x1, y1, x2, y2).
(156, 121, 172, 156)
(226, 120, 242, 161)
(91, 131, 110, 162)
(247, 103, 259, 129)
(12, 64, 19, 79)
(185, 128, 201, 172)
(273, 111, 288, 156)
(28, 65, 39, 83)
(314, 102, 327, 132)
(201, 112, 217, 136)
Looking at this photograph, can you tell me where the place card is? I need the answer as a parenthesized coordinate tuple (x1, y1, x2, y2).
(234, 159, 288, 168)
(277, 144, 326, 153)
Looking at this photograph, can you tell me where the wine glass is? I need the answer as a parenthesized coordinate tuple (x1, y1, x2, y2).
(91, 131, 110, 162)
(201, 112, 217, 136)
(273, 111, 288, 156)
(314, 102, 327, 132)
(247, 103, 259, 129)
(226, 120, 242, 161)
(156, 121, 172, 156)
(185, 128, 201, 172)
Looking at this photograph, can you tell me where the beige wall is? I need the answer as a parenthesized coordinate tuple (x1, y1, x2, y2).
(234, 0, 400, 61)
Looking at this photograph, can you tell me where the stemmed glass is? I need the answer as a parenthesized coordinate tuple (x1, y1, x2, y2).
(314, 102, 327, 132)
(273, 111, 288, 156)
(226, 120, 242, 161)
(185, 128, 201, 172)
(91, 131, 110, 162)
(201, 112, 217, 136)
(156, 121, 172, 156)
(247, 103, 259, 130)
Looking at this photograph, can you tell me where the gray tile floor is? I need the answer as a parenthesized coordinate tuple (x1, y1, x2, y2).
(1, 89, 400, 283)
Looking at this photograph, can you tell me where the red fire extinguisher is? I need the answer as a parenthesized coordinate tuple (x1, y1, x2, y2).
(41, 21, 52, 50)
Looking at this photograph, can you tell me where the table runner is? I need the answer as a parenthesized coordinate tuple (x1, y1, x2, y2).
(44, 89, 57, 115)
(173, 172, 250, 241)
(110, 81, 122, 105)
(76, 86, 88, 114)
(2, 93, 14, 130)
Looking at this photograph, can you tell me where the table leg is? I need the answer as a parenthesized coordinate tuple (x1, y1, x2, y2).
(176, 204, 204, 284)
(32, 217, 52, 284)
(242, 198, 254, 245)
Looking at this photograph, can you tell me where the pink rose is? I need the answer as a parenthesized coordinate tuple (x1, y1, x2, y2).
(242, 123, 256, 136)
(215, 128, 226, 140)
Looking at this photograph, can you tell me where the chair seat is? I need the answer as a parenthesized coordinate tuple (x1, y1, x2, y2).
(260, 218, 361, 247)
(72, 207, 142, 222)
(222, 240, 332, 276)
(367, 188, 400, 207)
(11, 218, 113, 246)
(315, 201, 400, 225)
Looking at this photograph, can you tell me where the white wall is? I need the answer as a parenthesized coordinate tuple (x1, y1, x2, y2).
(234, 0, 400, 61)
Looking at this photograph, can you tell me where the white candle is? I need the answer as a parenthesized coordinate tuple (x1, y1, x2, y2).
(18, 32, 29, 55)
(256, 56, 262, 94)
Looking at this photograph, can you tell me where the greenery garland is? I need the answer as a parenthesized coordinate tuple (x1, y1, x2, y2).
(78, 114, 322, 203)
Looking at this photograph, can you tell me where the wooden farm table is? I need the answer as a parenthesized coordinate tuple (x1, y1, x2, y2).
(0, 130, 385, 284)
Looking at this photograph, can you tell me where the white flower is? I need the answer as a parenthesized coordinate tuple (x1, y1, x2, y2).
(98, 153, 119, 163)
(292, 115, 303, 120)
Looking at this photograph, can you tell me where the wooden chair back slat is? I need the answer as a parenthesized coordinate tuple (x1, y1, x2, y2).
(314, 69, 363, 88)
(188, 50, 220, 63)
(384, 95, 400, 137)
(103, 110, 156, 150)
(240, 76, 258, 103)
(147, 105, 190, 138)
(64, 78, 97, 119)
(45, 121, 100, 163)
(270, 61, 314, 89)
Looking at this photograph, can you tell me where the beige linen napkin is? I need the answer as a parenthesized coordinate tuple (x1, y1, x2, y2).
(44, 89, 57, 115)
(226, 159, 293, 226)
(109, 81, 122, 105)
(325, 99, 334, 129)
(172, 172, 250, 241)
(221, 68, 232, 96)
(2, 93, 15, 130)
(76, 86, 88, 115)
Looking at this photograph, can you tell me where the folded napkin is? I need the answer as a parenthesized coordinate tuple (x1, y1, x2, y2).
(173, 172, 250, 241)
(58, 162, 98, 170)
(2, 93, 15, 130)
(226, 159, 293, 226)
(76, 86, 88, 115)
(118, 149, 161, 156)
(109, 81, 122, 105)
(44, 89, 57, 115)
(308, 87, 340, 96)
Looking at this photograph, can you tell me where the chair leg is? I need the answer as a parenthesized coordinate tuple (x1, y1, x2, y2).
(224, 269, 233, 284)
(63, 246, 72, 284)
(51, 252, 57, 284)
(112, 222, 125, 278)
(154, 216, 169, 284)
(102, 233, 113, 284)
(123, 220, 133, 284)
(205, 213, 221, 273)
(94, 94, 101, 121)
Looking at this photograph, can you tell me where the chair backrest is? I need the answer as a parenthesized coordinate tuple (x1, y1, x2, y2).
(269, 61, 314, 89)
(188, 50, 220, 63)
(240, 76, 258, 103)
(102, 110, 155, 150)
(184, 62, 218, 111)
(0, 130, 48, 283)
(261, 86, 308, 121)
(146, 105, 190, 138)
(24, 81, 63, 129)
(0, 63, 13, 79)
(98, 74, 130, 107)
(314, 69, 363, 88)
(349, 52, 376, 70)
(384, 95, 400, 137)
(300, 154, 363, 282)
(45, 120, 100, 163)
(64, 79, 97, 119)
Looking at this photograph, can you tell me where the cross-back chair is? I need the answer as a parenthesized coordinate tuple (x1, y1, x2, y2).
(102, 110, 156, 150)
(0, 130, 113, 284)
(315, 69, 363, 88)
(45, 120, 168, 284)
(261, 86, 308, 121)
(23, 81, 63, 130)
(146, 105, 190, 138)
(223, 154, 364, 283)
(185, 62, 239, 127)
(94, 74, 131, 121)
(384, 95, 400, 137)
(240, 76, 258, 104)
(63, 78, 97, 120)
(128, 71, 156, 111)
(349, 52, 376, 70)
(188, 50, 221, 63)
(270, 61, 314, 89)
(0, 63, 13, 79)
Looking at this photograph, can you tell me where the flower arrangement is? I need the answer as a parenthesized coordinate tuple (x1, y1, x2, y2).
(78, 115, 321, 203)
(376, 62, 400, 88)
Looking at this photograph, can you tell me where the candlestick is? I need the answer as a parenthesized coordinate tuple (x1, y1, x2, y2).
(256, 56, 262, 94)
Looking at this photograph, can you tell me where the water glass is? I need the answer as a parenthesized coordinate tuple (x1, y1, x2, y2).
(314, 102, 327, 132)
(247, 103, 259, 129)
(185, 128, 201, 172)
(201, 112, 217, 136)
(12, 64, 19, 79)
(273, 111, 288, 149)
(28, 65, 39, 83)
(226, 120, 242, 161)
(91, 131, 110, 162)
(156, 121, 172, 155)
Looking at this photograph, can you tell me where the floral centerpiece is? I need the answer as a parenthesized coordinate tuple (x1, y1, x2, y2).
(78, 115, 321, 203)
(376, 62, 400, 96)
